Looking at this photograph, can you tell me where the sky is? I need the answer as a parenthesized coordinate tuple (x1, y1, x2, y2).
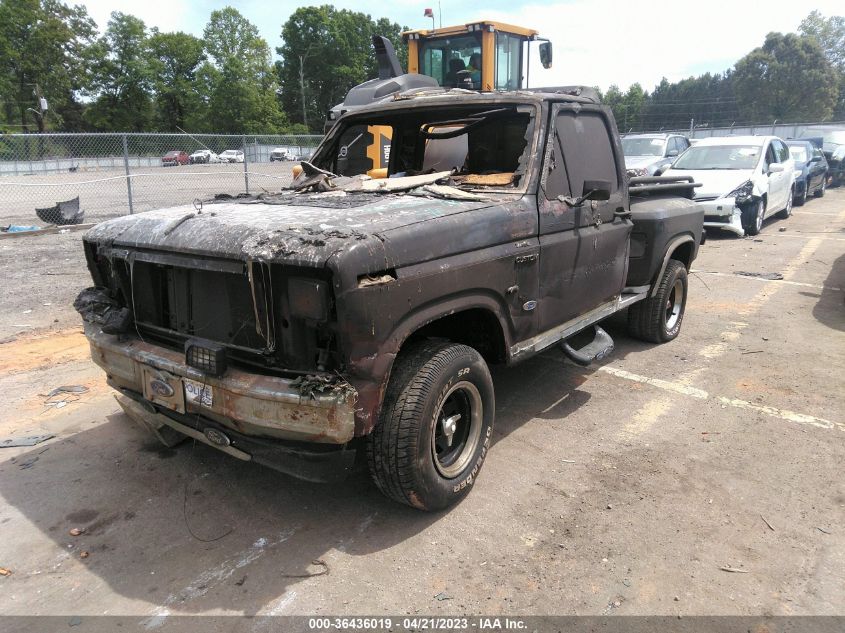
(69, 0, 843, 92)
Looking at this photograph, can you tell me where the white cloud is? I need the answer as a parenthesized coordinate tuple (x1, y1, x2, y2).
(67, 0, 192, 33)
(482, 0, 844, 91)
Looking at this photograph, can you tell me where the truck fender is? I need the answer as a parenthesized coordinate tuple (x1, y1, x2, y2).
(650, 235, 694, 298)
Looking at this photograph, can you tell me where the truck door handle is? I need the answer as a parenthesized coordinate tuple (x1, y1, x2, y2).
(614, 207, 632, 220)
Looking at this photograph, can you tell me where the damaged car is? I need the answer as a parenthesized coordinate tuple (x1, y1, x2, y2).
(76, 88, 704, 511)
(664, 135, 795, 236)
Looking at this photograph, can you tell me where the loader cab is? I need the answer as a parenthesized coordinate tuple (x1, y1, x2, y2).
(404, 21, 552, 92)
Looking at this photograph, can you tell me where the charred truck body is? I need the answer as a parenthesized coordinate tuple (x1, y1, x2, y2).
(77, 88, 704, 510)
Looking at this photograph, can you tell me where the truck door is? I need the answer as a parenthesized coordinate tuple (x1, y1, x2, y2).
(536, 104, 632, 332)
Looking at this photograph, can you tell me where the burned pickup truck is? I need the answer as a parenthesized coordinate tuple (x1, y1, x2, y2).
(76, 88, 703, 510)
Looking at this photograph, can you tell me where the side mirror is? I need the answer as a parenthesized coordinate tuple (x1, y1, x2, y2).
(539, 42, 553, 69)
(666, 149, 679, 158)
(768, 163, 785, 174)
(582, 179, 611, 201)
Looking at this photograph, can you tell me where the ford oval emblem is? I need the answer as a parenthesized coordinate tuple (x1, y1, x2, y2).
(149, 379, 174, 398)
(203, 427, 231, 447)
(522, 300, 537, 312)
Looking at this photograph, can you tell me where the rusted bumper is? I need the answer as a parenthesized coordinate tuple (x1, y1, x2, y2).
(84, 324, 357, 444)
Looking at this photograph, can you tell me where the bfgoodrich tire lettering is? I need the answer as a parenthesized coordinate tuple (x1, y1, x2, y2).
(367, 341, 495, 511)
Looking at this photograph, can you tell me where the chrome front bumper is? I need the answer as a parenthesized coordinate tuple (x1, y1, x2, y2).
(85, 324, 357, 444)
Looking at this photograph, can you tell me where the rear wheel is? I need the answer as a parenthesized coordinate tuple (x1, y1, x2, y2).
(742, 199, 765, 236)
(778, 187, 795, 218)
(628, 260, 688, 344)
(793, 181, 807, 207)
(367, 341, 495, 511)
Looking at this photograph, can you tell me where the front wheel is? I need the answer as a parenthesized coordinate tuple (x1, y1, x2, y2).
(628, 260, 688, 344)
(815, 178, 826, 197)
(741, 199, 765, 236)
(367, 341, 495, 511)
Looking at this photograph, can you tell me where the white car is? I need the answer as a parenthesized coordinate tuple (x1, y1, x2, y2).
(219, 149, 245, 163)
(664, 135, 795, 236)
(269, 147, 288, 162)
(189, 149, 220, 164)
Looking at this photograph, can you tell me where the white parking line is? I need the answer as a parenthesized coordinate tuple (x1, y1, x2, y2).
(599, 365, 843, 432)
(691, 270, 842, 292)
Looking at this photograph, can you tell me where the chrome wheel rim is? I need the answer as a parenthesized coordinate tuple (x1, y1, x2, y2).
(431, 381, 483, 478)
(756, 201, 764, 232)
(786, 191, 793, 215)
(665, 278, 684, 331)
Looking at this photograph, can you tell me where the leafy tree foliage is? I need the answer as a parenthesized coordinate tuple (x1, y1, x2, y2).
(0, 0, 96, 131)
(147, 30, 207, 131)
(733, 32, 839, 123)
(276, 5, 406, 130)
(202, 7, 287, 133)
(85, 12, 153, 131)
(799, 10, 845, 117)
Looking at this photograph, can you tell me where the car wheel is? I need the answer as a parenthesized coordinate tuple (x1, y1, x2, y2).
(741, 199, 764, 236)
(778, 187, 795, 218)
(367, 341, 495, 511)
(793, 182, 807, 207)
(814, 178, 826, 198)
(628, 260, 688, 344)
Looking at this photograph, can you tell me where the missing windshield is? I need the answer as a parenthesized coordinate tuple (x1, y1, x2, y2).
(318, 105, 533, 190)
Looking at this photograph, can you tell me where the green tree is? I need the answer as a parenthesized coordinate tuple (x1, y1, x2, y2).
(85, 12, 153, 131)
(276, 6, 407, 130)
(147, 30, 207, 131)
(799, 10, 845, 71)
(799, 10, 845, 117)
(201, 7, 287, 133)
(733, 32, 839, 122)
(0, 0, 96, 132)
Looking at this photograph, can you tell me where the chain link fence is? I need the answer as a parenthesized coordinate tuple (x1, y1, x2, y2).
(0, 133, 323, 228)
(639, 120, 845, 140)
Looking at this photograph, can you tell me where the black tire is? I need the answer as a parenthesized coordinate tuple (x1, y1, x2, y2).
(628, 260, 688, 344)
(793, 181, 807, 207)
(367, 341, 495, 511)
(741, 199, 764, 236)
(778, 187, 795, 219)
(814, 178, 826, 198)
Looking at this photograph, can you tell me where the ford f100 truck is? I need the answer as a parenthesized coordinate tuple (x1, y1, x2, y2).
(76, 87, 704, 510)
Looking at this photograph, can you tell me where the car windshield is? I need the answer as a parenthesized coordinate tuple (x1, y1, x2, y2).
(789, 146, 808, 162)
(621, 137, 665, 156)
(671, 145, 760, 170)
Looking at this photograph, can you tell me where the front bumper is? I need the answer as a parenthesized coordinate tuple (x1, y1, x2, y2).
(699, 198, 744, 237)
(84, 324, 357, 444)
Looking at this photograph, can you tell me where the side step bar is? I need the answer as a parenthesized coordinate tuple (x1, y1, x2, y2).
(561, 325, 615, 366)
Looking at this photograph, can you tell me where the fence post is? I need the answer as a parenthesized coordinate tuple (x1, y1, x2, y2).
(122, 134, 135, 214)
(242, 135, 250, 194)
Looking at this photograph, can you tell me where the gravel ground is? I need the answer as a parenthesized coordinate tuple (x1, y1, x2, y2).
(0, 190, 842, 620)
(0, 162, 296, 227)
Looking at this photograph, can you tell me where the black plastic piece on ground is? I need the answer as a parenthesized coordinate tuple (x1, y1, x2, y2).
(561, 325, 615, 367)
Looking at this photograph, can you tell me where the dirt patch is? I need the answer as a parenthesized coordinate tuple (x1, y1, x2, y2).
(0, 328, 88, 375)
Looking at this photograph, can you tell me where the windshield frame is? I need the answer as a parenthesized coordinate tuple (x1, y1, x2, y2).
(670, 143, 763, 171)
(311, 99, 542, 196)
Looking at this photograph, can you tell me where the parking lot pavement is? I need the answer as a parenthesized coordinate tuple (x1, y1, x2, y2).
(0, 191, 842, 618)
(0, 162, 296, 226)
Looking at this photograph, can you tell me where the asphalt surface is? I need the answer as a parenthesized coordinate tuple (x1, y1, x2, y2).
(0, 190, 843, 619)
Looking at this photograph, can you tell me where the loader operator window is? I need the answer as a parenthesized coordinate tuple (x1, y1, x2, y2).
(419, 33, 483, 88)
(495, 33, 522, 91)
